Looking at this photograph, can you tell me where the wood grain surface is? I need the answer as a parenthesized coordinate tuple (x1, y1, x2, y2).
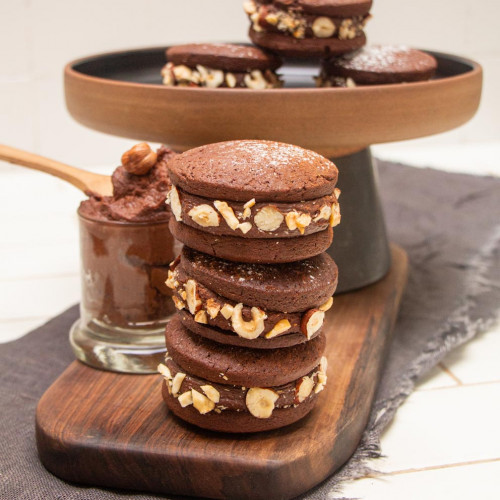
(36, 245, 408, 500)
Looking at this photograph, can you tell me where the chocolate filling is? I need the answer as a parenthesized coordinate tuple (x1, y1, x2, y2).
(246, 0, 369, 40)
(160, 356, 325, 414)
(168, 185, 340, 238)
(161, 62, 282, 89)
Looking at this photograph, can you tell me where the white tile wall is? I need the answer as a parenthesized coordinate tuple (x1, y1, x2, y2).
(0, 0, 498, 168)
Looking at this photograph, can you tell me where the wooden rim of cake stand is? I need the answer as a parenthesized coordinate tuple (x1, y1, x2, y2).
(64, 47, 482, 157)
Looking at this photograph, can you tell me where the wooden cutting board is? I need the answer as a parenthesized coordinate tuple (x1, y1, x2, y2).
(36, 245, 407, 500)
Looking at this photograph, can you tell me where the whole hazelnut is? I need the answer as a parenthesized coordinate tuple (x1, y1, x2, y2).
(121, 143, 157, 175)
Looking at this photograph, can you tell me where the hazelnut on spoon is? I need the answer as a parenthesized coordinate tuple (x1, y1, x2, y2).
(121, 142, 157, 175)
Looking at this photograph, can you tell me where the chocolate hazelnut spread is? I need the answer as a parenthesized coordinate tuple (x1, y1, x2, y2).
(77, 145, 179, 331)
(79, 145, 174, 223)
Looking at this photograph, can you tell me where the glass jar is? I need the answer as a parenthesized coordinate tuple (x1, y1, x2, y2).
(70, 210, 180, 373)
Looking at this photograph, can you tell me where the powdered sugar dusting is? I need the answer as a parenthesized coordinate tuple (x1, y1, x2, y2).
(205, 140, 335, 178)
(170, 139, 338, 201)
(339, 45, 417, 72)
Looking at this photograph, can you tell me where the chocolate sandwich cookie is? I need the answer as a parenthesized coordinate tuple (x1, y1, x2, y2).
(165, 140, 339, 262)
(316, 45, 438, 87)
(162, 43, 283, 89)
(166, 247, 337, 348)
(245, 0, 372, 58)
(158, 316, 328, 432)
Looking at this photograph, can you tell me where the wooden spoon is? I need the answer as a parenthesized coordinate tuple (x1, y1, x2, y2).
(0, 144, 113, 196)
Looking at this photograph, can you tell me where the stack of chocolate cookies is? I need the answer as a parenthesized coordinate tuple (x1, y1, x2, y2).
(158, 140, 340, 432)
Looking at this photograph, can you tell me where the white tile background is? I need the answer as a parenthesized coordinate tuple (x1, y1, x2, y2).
(1, 1, 499, 499)
(0, 0, 499, 167)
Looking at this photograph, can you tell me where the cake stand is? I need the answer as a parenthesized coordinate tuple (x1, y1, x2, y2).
(35, 47, 482, 499)
(63, 47, 482, 292)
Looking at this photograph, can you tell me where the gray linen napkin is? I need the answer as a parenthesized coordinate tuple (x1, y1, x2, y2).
(1, 162, 499, 500)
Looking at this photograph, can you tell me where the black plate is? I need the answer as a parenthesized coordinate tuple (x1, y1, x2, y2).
(72, 47, 475, 89)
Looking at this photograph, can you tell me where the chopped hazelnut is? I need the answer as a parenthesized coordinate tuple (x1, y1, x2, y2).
(166, 186, 182, 222)
(254, 205, 284, 231)
(206, 298, 221, 319)
(172, 296, 185, 310)
(319, 297, 334, 312)
(285, 211, 312, 234)
(220, 304, 234, 320)
(192, 389, 215, 414)
(214, 200, 240, 230)
(243, 1, 257, 15)
(312, 17, 336, 38)
(265, 319, 292, 339)
(246, 388, 279, 418)
(231, 303, 267, 339)
(330, 202, 341, 227)
(165, 269, 177, 289)
(194, 310, 208, 324)
(225, 72, 237, 88)
(242, 198, 256, 219)
(244, 70, 269, 90)
(238, 222, 252, 234)
(184, 279, 202, 315)
(188, 204, 220, 227)
(313, 205, 332, 222)
(201, 385, 220, 404)
(157, 363, 172, 380)
(178, 391, 193, 407)
(196, 65, 224, 88)
(295, 376, 315, 403)
(301, 309, 325, 339)
(171, 373, 186, 396)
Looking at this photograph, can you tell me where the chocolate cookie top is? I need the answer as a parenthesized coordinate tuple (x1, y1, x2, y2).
(166, 43, 281, 72)
(165, 316, 326, 387)
(180, 247, 338, 312)
(168, 140, 338, 202)
(275, 0, 372, 17)
(324, 45, 438, 84)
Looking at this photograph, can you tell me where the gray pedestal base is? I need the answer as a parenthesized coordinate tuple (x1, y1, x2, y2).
(328, 148, 391, 293)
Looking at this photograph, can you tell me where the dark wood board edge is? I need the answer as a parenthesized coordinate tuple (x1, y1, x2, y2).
(36, 245, 408, 499)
